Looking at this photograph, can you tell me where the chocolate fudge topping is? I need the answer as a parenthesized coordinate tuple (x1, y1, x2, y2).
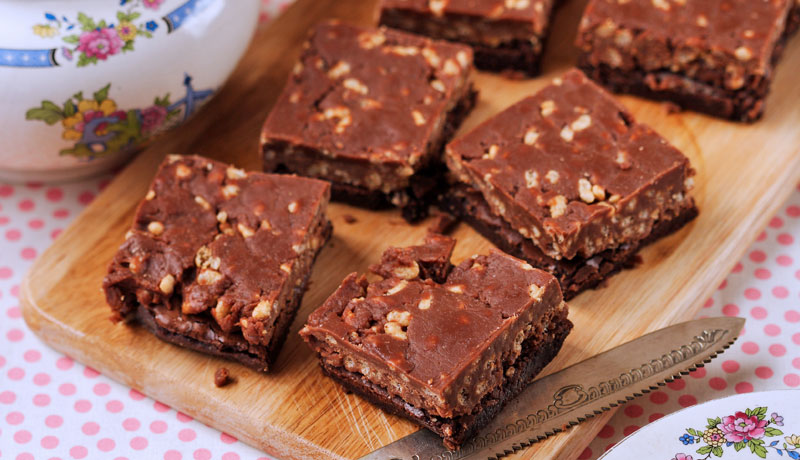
(104, 155, 332, 371)
(301, 234, 569, 424)
(262, 21, 476, 220)
(380, 0, 559, 75)
(446, 69, 695, 260)
(577, 0, 797, 121)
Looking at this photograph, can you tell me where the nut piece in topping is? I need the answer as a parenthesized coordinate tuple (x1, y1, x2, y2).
(384, 321, 408, 340)
(252, 299, 274, 319)
(547, 195, 567, 218)
(147, 221, 164, 235)
(214, 367, 232, 387)
(175, 164, 192, 178)
(393, 261, 420, 280)
(159, 274, 175, 295)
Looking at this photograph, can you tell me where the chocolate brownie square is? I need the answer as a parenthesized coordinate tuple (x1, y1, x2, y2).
(103, 155, 332, 372)
(300, 234, 572, 449)
(576, 0, 798, 122)
(444, 69, 697, 294)
(261, 21, 476, 222)
(379, 0, 559, 76)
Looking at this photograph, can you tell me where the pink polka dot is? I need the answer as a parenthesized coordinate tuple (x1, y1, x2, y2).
(777, 233, 794, 245)
(130, 437, 148, 450)
(649, 413, 664, 423)
(742, 341, 759, 354)
(6, 412, 23, 425)
(769, 216, 784, 228)
(703, 298, 714, 308)
(8, 367, 24, 380)
(577, 447, 592, 460)
(45, 415, 63, 428)
(176, 412, 193, 423)
(59, 383, 76, 396)
(794, 333, 800, 345)
(678, 395, 697, 407)
(34, 394, 51, 407)
(18, 199, 34, 212)
(92, 383, 110, 396)
(74, 399, 91, 413)
(122, 418, 140, 431)
(5, 229, 21, 241)
(6, 306, 21, 319)
(719, 279, 727, 290)
(772, 286, 789, 298)
(129, 389, 145, 400)
(722, 303, 739, 316)
(755, 366, 774, 379)
(0, 267, 13, 279)
(0, 215, 7, 225)
(53, 208, 69, 219)
(624, 404, 643, 418)
(83, 367, 99, 378)
(754, 268, 771, 279)
(709, 377, 727, 390)
(193, 449, 211, 460)
(787, 310, 800, 323)
(764, 324, 781, 336)
(82, 422, 99, 436)
(69, 445, 88, 459)
(221, 453, 240, 460)
(14, 430, 32, 444)
(164, 451, 182, 460)
(41, 435, 59, 449)
(178, 428, 196, 442)
(46, 188, 63, 202)
(735, 381, 754, 393)
(0, 355, 4, 367)
(20, 247, 37, 260)
(785, 374, 800, 387)
(605, 443, 616, 452)
(220, 433, 237, 444)
(623, 425, 640, 436)
(7, 329, 24, 342)
(106, 400, 123, 413)
(793, 358, 800, 370)
(97, 438, 115, 452)
(150, 421, 167, 434)
(153, 401, 170, 412)
(27, 219, 43, 230)
(78, 191, 95, 205)
(777, 255, 793, 266)
(1, 390, 17, 404)
(34, 373, 51, 385)
(770, 344, 787, 357)
(0, 184, 13, 197)
(23, 350, 41, 363)
(788, 205, 800, 217)
(691, 367, 707, 379)
(667, 379, 685, 391)
(749, 250, 766, 263)
(750, 307, 768, 320)
(650, 391, 668, 404)
(56, 357, 74, 370)
(17, 454, 34, 460)
(744, 288, 761, 300)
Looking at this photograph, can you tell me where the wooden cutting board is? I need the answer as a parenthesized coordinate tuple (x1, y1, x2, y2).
(20, 0, 800, 458)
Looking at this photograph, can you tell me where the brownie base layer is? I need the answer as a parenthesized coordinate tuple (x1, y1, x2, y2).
(578, 12, 799, 123)
(326, 88, 477, 222)
(320, 309, 572, 450)
(131, 222, 332, 373)
(472, 39, 542, 77)
(440, 185, 698, 300)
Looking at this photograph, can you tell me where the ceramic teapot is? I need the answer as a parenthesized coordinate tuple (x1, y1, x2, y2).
(0, 0, 260, 183)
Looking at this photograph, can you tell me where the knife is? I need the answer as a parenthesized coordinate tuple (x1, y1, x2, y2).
(359, 316, 744, 460)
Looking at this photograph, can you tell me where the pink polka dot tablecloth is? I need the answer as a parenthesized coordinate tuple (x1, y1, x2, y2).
(2, 6, 800, 460)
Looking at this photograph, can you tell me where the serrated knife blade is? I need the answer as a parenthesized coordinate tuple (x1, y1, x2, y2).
(359, 316, 744, 460)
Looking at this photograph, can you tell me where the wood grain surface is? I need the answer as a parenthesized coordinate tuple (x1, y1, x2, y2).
(20, 0, 800, 459)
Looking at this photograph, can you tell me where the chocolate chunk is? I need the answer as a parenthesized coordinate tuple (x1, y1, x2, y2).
(576, 0, 799, 122)
(300, 236, 572, 448)
(262, 21, 477, 222)
(103, 155, 332, 372)
(214, 367, 232, 387)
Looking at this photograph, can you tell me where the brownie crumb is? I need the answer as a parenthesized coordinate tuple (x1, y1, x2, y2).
(214, 367, 232, 387)
(342, 214, 357, 224)
(664, 102, 683, 115)
(428, 212, 457, 234)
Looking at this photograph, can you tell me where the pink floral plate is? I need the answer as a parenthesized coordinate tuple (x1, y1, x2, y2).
(599, 390, 800, 460)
